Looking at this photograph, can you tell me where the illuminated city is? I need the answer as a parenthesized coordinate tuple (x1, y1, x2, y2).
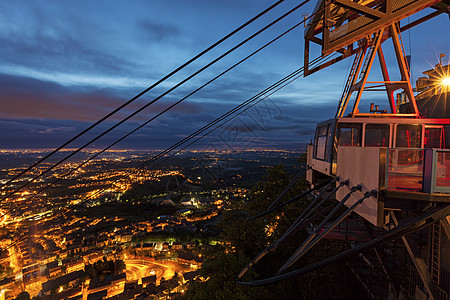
(0, 149, 303, 299)
(0, 0, 449, 299)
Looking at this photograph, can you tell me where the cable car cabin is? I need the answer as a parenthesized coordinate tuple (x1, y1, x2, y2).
(306, 116, 450, 227)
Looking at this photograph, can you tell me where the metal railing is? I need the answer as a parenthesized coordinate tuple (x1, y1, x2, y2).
(386, 148, 425, 191)
(429, 149, 450, 193)
(386, 148, 450, 193)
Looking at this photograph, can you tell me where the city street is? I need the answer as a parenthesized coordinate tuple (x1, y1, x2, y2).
(124, 259, 190, 284)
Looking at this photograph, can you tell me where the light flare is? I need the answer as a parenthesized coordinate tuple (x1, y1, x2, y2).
(442, 76, 450, 87)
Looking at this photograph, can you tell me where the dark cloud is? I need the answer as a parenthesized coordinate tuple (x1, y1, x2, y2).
(0, 119, 80, 149)
(138, 21, 181, 42)
(31, 126, 76, 134)
(0, 0, 445, 152)
(0, 98, 316, 150)
(0, 73, 206, 123)
(0, 26, 134, 77)
(0, 74, 121, 121)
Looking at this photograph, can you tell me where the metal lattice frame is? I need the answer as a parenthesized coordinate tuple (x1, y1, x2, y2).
(304, 0, 448, 76)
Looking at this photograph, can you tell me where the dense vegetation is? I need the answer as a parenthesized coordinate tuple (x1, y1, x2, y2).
(183, 164, 368, 299)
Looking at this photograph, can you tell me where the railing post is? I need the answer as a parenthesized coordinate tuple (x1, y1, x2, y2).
(423, 149, 435, 193)
(385, 148, 390, 190)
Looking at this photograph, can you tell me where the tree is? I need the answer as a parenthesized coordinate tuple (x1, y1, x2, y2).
(114, 259, 126, 274)
(183, 246, 266, 300)
(183, 165, 309, 299)
(85, 264, 97, 279)
(0, 264, 7, 277)
(15, 291, 30, 300)
(185, 162, 369, 299)
(186, 162, 365, 299)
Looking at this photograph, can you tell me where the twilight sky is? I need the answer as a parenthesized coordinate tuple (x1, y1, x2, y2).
(0, 0, 449, 150)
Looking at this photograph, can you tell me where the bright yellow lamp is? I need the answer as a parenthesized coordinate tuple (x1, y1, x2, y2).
(442, 77, 450, 86)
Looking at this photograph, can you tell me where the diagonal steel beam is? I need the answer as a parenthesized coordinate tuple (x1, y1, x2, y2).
(389, 211, 435, 299)
(335, 0, 386, 19)
(237, 204, 450, 287)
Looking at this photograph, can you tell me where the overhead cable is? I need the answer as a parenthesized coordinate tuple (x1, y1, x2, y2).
(2, 0, 315, 205)
(0, 0, 310, 202)
(0, 49, 331, 249)
(0, 0, 286, 190)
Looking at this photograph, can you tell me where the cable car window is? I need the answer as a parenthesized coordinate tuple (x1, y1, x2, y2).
(337, 123, 361, 147)
(424, 127, 443, 148)
(445, 126, 450, 149)
(396, 124, 421, 148)
(318, 126, 328, 136)
(364, 124, 389, 147)
(314, 125, 329, 160)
